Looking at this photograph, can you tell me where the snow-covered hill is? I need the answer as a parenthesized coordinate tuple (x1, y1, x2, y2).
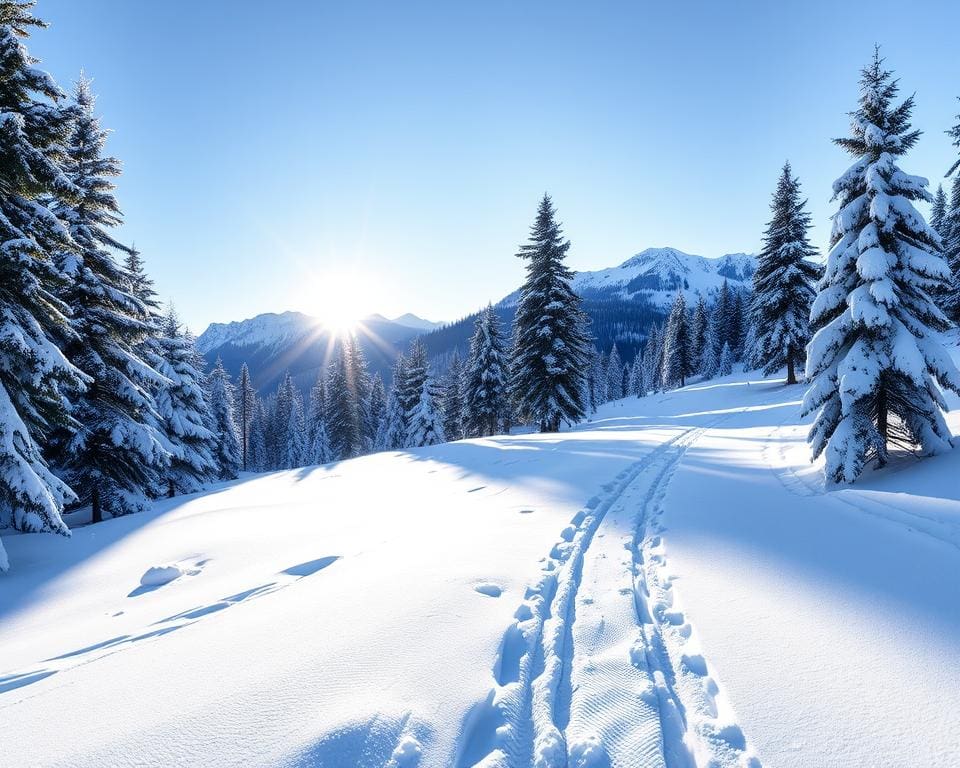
(196, 311, 321, 355)
(4, 359, 959, 767)
(391, 313, 444, 331)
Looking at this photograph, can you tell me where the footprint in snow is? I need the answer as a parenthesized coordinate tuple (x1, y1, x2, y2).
(474, 583, 503, 598)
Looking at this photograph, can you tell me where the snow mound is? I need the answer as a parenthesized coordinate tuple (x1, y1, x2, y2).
(139, 564, 183, 587)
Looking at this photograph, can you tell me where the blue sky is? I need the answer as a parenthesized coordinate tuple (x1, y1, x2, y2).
(32, 0, 960, 331)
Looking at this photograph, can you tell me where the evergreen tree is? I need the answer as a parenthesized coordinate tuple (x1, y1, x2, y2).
(661, 292, 692, 388)
(463, 304, 509, 437)
(306, 371, 332, 465)
(606, 343, 624, 400)
(750, 162, 820, 384)
(51, 76, 171, 520)
(641, 323, 663, 392)
(701, 315, 720, 379)
(376, 368, 407, 451)
(439, 351, 465, 441)
(0, 2, 86, 567)
(593, 349, 609, 407)
(235, 362, 256, 471)
(930, 184, 948, 238)
(718, 341, 733, 376)
(629, 354, 646, 397)
(247, 397, 269, 471)
(406, 376, 445, 447)
(343, 333, 373, 451)
(944, 106, 960, 321)
(510, 194, 592, 432)
(690, 295, 708, 373)
(154, 308, 217, 495)
(367, 372, 386, 446)
(802, 51, 960, 483)
(400, 339, 428, 432)
(208, 357, 241, 480)
(327, 353, 361, 460)
(274, 372, 305, 470)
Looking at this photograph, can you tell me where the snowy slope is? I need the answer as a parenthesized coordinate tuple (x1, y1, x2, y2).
(3, 360, 960, 766)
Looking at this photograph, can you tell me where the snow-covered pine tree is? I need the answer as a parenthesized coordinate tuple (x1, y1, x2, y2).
(750, 162, 820, 384)
(207, 357, 241, 480)
(510, 195, 592, 432)
(439, 351, 465, 441)
(52, 76, 172, 520)
(718, 341, 733, 376)
(641, 323, 662, 392)
(327, 353, 361, 460)
(591, 348, 608, 408)
(235, 362, 256, 471)
(343, 333, 373, 451)
(944, 109, 960, 321)
(701, 318, 720, 379)
(406, 375, 445, 447)
(154, 308, 217, 495)
(306, 371, 332, 465)
(690, 295, 708, 373)
(276, 372, 305, 470)
(247, 396, 269, 471)
(400, 339, 428, 427)
(661, 292, 692, 388)
(630, 354, 646, 397)
(930, 185, 948, 238)
(0, 3, 94, 566)
(463, 304, 509, 437)
(802, 50, 960, 483)
(367, 371, 386, 447)
(606, 343, 624, 400)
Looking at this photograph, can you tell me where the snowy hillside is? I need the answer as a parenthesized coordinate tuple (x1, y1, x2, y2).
(391, 313, 444, 331)
(196, 311, 321, 355)
(3, 358, 959, 767)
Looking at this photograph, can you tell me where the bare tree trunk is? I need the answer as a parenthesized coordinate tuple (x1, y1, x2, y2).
(91, 485, 102, 524)
(786, 353, 797, 386)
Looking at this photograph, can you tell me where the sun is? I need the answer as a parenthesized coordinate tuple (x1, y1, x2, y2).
(299, 268, 374, 335)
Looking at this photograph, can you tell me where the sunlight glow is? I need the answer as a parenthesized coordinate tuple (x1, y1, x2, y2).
(297, 266, 380, 335)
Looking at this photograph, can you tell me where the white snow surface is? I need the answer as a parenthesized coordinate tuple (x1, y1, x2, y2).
(139, 564, 184, 587)
(3, 355, 960, 766)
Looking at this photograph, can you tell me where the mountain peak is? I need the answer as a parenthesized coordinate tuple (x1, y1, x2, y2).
(391, 313, 443, 331)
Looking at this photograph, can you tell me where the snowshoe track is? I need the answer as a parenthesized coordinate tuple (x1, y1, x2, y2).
(456, 424, 758, 767)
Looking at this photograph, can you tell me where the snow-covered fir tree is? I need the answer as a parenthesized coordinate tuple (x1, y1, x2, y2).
(235, 362, 256, 471)
(439, 351, 465, 441)
(510, 195, 592, 432)
(401, 339, 430, 446)
(50, 76, 171, 520)
(701, 316, 720, 379)
(327, 353, 362, 460)
(154, 307, 217, 495)
(463, 304, 509, 437)
(629, 354, 646, 397)
(802, 51, 960, 483)
(343, 333, 373, 451)
(944, 117, 960, 321)
(930, 185, 948, 238)
(208, 357, 241, 480)
(272, 372, 305, 470)
(366, 372, 386, 447)
(0, 3, 91, 567)
(606, 343, 624, 400)
(406, 375, 445, 447)
(750, 162, 820, 384)
(641, 323, 663, 392)
(247, 397, 269, 471)
(661, 292, 692, 388)
(690, 295, 708, 373)
(591, 347, 608, 409)
(306, 371, 332, 465)
(718, 341, 733, 376)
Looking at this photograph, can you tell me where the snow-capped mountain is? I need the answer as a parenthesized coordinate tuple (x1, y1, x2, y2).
(197, 311, 431, 393)
(502, 247, 755, 309)
(391, 313, 443, 331)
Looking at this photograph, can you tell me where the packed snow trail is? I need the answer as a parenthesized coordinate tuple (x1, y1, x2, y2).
(3, 367, 960, 766)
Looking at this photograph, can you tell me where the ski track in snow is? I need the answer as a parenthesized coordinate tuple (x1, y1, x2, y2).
(455, 421, 758, 768)
(0, 555, 340, 705)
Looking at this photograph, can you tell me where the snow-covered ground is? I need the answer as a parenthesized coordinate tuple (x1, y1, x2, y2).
(3, 364, 960, 767)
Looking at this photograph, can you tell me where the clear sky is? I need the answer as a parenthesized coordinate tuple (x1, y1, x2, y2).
(31, 0, 960, 332)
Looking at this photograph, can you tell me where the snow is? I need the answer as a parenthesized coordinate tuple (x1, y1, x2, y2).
(139, 564, 183, 587)
(3, 351, 960, 766)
